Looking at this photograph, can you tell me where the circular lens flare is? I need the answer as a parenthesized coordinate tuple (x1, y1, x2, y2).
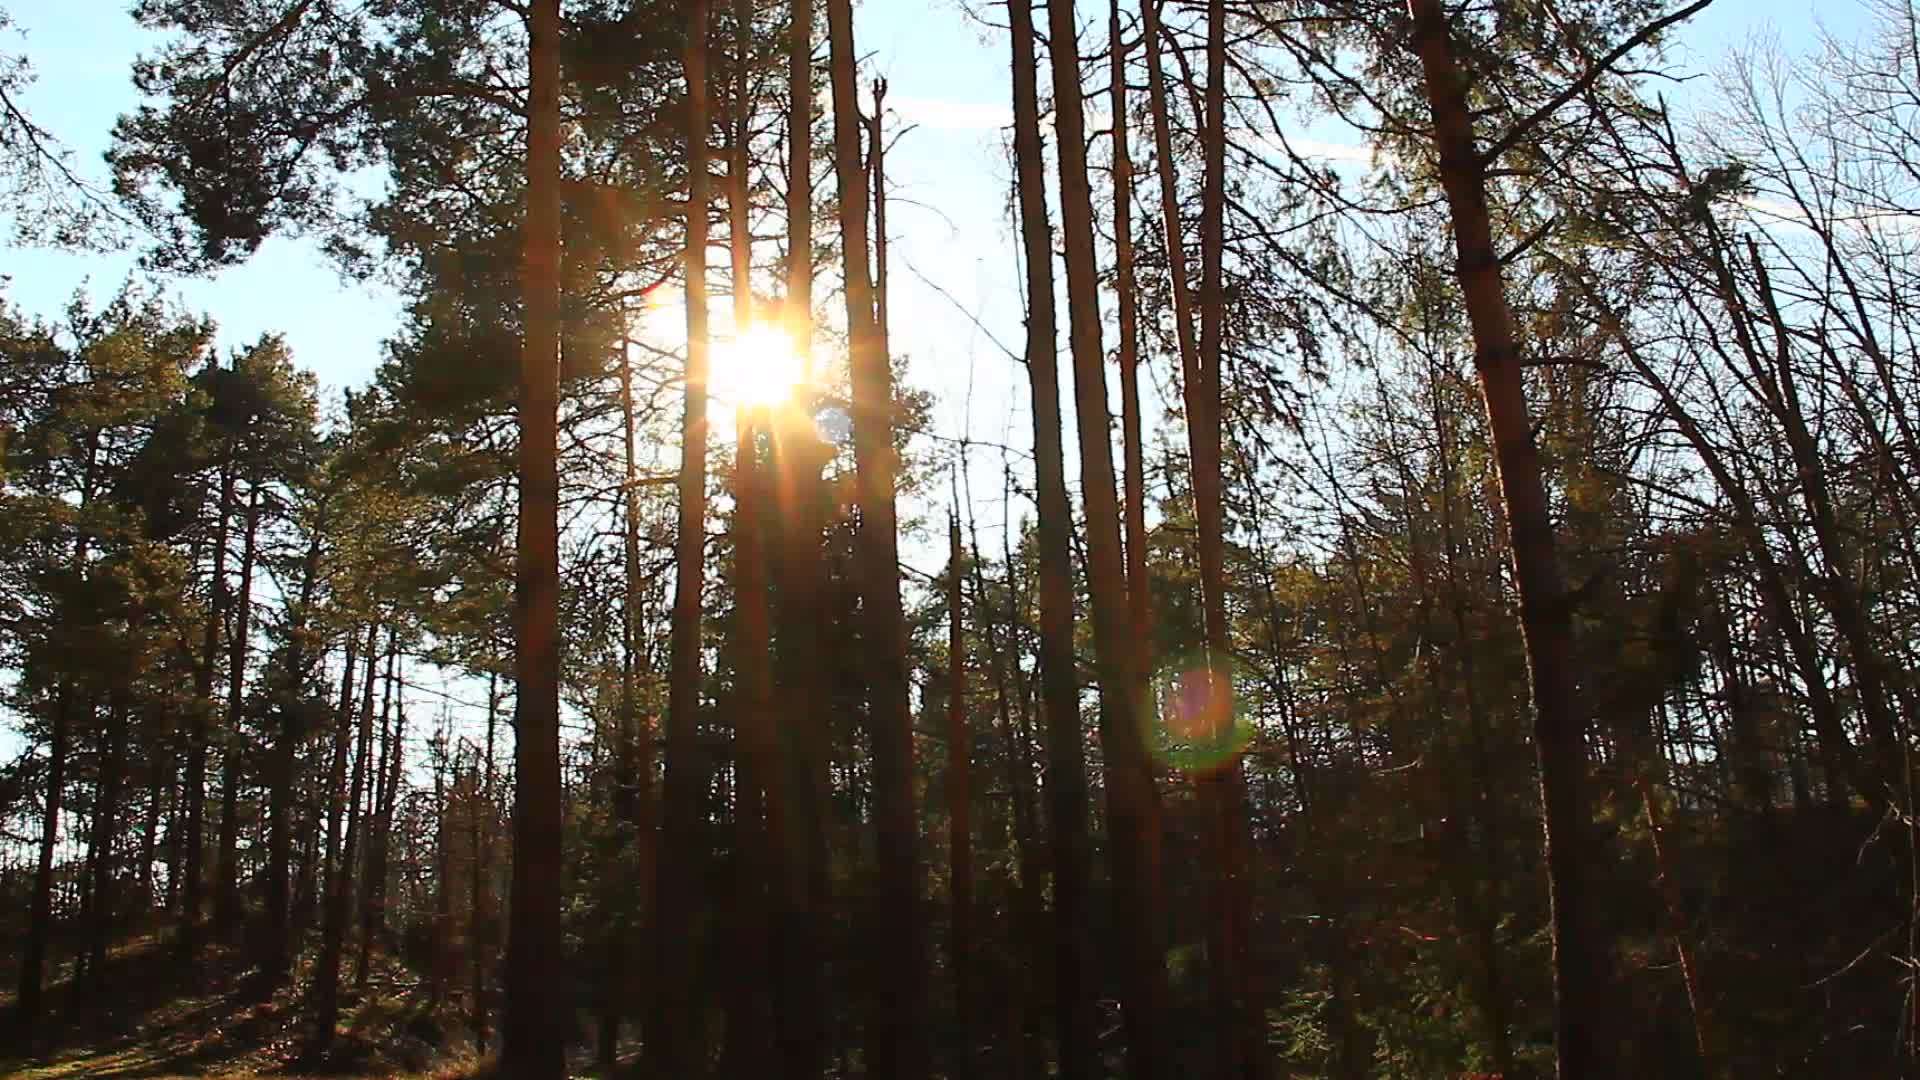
(1147, 653, 1252, 775)
(712, 324, 807, 408)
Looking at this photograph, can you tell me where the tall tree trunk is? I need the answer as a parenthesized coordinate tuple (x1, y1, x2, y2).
(84, 690, 131, 991)
(724, 24, 780, 1061)
(215, 479, 262, 937)
(1005, 1, 1095, 1071)
(1044, 0, 1169, 1073)
(431, 738, 452, 1007)
(867, 78, 889, 345)
(473, 673, 499, 1053)
(1112, 0, 1150, 655)
(1143, 0, 1199, 409)
(501, 0, 566, 1071)
(772, 424, 832, 1080)
(826, 4, 923, 1075)
(726, 406, 779, 1074)
(309, 624, 370, 1058)
(183, 455, 237, 956)
(266, 530, 322, 978)
(355, 638, 397, 987)
(140, 713, 169, 913)
(601, 327, 650, 1068)
(1195, 3, 1256, 1074)
(971, 497, 1043, 1080)
(18, 684, 73, 1029)
(946, 513, 974, 1077)
(1409, 1, 1613, 1073)
(653, 1, 714, 1070)
(776, 8, 826, 1062)
(357, 649, 406, 987)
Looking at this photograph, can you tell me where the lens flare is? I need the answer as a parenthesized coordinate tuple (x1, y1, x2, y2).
(1146, 652, 1252, 775)
(711, 324, 807, 408)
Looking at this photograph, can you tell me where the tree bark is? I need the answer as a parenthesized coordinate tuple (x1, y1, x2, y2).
(309, 623, 371, 1057)
(1195, 3, 1257, 1073)
(500, 0, 566, 1070)
(183, 454, 237, 956)
(472, 672, 499, 1053)
(826, 3, 924, 1075)
(18, 684, 73, 1029)
(1408, 2, 1613, 1073)
(215, 479, 262, 937)
(84, 690, 131, 991)
(653, 0, 714, 1070)
(724, 27, 780, 1060)
(946, 513, 974, 1077)
(356, 650, 406, 987)
(1043, 0, 1170, 1073)
(774, 4, 827, 1074)
(1005, 1, 1096, 1071)
(265, 530, 322, 977)
(1112, 0, 1151, 659)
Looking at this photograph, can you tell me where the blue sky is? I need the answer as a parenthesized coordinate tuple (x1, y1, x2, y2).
(0, 0, 1855, 434)
(0, 0, 1869, 737)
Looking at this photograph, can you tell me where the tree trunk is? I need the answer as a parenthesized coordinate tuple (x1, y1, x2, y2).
(1005, 1, 1096, 1071)
(84, 690, 131, 991)
(473, 673, 499, 1053)
(868, 78, 890, 345)
(1112, 0, 1150, 658)
(1043, 0, 1170, 1073)
(18, 684, 73, 1029)
(974, 481, 1044, 1080)
(309, 623, 371, 1058)
(500, 0, 566, 1072)
(946, 514, 974, 1077)
(724, 30, 780, 1061)
(357, 650, 406, 987)
(653, 1, 714, 1070)
(1195, 3, 1257, 1073)
(215, 479, 262, 938)
(354, 637, 398, 987)
(183, 454, 236, 956)
(826, 3, 923, 1075)
(775, 4, 826, 1074)
(1408, 2, 1613, 1073)
(265, 530, 322, 977)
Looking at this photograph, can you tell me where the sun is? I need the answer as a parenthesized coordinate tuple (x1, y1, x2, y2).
(710, 324, 807, 409)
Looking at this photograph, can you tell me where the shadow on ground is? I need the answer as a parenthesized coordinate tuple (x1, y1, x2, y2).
(0, 928, 481, 1079)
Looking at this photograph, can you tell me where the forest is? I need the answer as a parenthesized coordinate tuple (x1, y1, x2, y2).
(1, 0, 1917, 1076)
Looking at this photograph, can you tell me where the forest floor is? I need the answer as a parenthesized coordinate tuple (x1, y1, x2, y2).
(0, 928, 488, 1079)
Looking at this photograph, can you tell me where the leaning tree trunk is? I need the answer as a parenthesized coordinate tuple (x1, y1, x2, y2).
(652, 1, 714, 1071)
(1005, 0, 1096, 1072)
(1408, 1, 1613, 1074)
(826, 2, 924, 1075)
(1044, 0, 1170, 1073)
